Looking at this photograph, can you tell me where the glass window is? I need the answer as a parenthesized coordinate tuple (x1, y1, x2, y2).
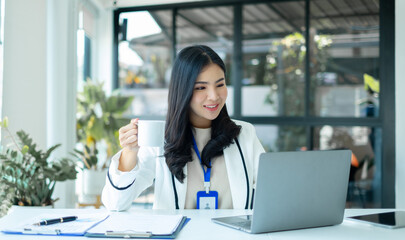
(118, 10, 173, 117)
(254, 125, 306, 152)
(177, 6, 234, 115)
(242, 1, 306, 116)
(313, 126, 381, 208)
(113, 0, 390, 209)
(310, 0, 380, 117)
(176, 6, 234, 57)
(77, 6, 95, 90)
(77, 30, 92, 83)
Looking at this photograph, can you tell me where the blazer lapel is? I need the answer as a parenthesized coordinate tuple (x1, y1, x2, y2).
(173, 165, 188, 209)
(224, 142, 248, 209)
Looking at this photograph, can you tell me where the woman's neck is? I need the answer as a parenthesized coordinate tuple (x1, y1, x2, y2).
(190, 118, 211, 129)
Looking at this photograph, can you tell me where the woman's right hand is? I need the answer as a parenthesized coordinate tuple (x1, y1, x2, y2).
(118, 118, 139, 171)
(119, 118, 139, 150)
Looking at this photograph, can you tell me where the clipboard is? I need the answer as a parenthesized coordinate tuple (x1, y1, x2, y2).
(85, 214, 189, 239)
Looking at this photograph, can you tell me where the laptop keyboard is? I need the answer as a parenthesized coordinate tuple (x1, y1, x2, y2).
(233, 220, 252, 230)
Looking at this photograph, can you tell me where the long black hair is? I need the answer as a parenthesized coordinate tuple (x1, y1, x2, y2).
(164, 45, 241, 182)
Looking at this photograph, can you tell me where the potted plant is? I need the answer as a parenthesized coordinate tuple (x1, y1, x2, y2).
(72, 143, 106, 202)
(74, 79, 133, 204)
(0, 117, 77, 217)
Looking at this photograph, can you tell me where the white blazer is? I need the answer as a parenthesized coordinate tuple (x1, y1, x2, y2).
(102, 120, 265, 211)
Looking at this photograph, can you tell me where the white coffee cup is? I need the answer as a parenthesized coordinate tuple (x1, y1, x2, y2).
(137, 120, 165, 147)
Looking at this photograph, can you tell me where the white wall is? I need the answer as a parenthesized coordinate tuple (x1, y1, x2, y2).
(46, 0, 78, 208)
(2, 0, 78, 208)
(3, 0, 48, 149)
(396, 0, 405, 208)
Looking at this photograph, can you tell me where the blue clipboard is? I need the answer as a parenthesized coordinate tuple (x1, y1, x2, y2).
(84, 217, 190, 239)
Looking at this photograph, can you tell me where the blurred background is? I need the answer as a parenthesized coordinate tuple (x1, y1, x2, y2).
(0, 0, 403, 211)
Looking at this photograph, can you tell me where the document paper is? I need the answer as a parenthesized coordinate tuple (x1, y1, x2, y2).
(86, 213, 185, 235)
(2, 213, 109, 235)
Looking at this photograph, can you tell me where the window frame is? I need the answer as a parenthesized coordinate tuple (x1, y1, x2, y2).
(112, 0, 395, 208)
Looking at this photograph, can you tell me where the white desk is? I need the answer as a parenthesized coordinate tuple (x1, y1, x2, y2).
(0, 207, 403, 240)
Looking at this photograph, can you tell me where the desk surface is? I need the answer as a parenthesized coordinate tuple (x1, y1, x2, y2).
(0, 207, 403, 240)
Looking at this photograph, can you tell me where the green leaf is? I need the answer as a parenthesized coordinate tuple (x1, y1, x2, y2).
(90, 156, 98, 167)
(0, 127, 77, 207)
(21, 145, 29, 155)
(87, 117, 104, 141)
(44, 144, 61, 159)
(84, 145, 91, 155)
(2, 116, 9, 128)
(73, 149, 85, 157)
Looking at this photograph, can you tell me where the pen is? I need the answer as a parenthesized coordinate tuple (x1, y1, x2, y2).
(33, 216, 78, 226)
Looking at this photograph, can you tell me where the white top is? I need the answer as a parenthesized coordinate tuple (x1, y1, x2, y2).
(102, 120, 265, 210)
(185, 127, 233, 209)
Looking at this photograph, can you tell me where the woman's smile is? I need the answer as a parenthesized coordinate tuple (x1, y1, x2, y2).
(204, 104, 219, 111)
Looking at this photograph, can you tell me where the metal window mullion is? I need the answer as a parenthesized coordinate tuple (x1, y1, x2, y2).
(232, 4, 243, 119)
(172, 8, 177, 61)
(305, 0, 311, 149)
(113, 10, 120, 89)
(240, 116, 382, 127)
(379, 0, 396, 208)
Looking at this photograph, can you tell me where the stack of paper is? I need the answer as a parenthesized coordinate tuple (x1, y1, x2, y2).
(1, 213, 109, 236)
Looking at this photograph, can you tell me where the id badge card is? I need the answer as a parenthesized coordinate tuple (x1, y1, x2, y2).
(197, 191, 218, 209)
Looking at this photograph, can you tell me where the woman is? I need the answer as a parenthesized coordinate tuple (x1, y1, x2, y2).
(102, 45, 265, 210)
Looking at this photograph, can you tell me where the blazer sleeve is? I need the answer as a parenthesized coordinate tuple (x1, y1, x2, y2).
(101, 147, 158, 211)
(241, 121, 265, 188)
(250, 125, 265, 187)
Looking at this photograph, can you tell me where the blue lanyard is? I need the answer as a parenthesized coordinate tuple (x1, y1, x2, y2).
(192, 134, 211, 193)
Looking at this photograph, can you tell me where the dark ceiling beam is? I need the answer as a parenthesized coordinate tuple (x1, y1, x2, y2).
(177, 12, 232, 48)
(195, 11, 378, 28)
(310, 12, 378, 21)
(149, 12, 171, 40)
(129, 35, 166, 46)
(326, 0, 351, 27)
(358, 0, 374, 13)
(176, 12, 219, 41)
(177, 13, 218, 39)
(266, 3, 302, 32)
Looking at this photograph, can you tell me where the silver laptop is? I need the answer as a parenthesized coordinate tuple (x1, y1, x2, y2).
(212, 150, 351, 234)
